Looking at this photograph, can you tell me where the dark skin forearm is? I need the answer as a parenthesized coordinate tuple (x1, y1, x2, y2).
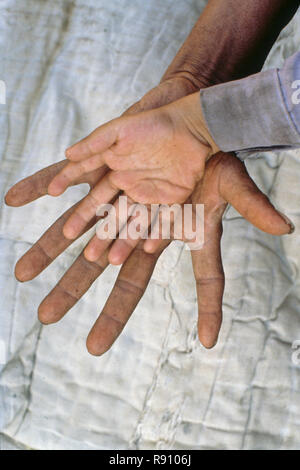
(162, 0, 299, 88)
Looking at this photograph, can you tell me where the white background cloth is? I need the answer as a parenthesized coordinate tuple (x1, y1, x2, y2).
(0, 0, 300, 450)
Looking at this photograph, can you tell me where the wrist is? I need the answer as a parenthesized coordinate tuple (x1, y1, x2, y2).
(197, 97, 221, 156)
(161, 70, 207, 93)
(171, 92, 220, 157)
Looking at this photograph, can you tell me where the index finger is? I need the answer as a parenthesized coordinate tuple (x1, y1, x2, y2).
(5, 161, 67, 207)
(5, 160, 108, 207)
(66, 119, 118, 162)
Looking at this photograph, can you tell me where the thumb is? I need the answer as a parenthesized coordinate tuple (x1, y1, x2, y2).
(219, 155, 294, 236)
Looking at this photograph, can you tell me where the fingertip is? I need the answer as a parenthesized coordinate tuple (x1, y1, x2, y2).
(38, 295, 65, 325)
(199, 335, 218, 349)
(62, 223, 77, 240)
(38, 308, 51, 325)
(65, 147, 72, 159)
(86, 334, 107, 357)
(38, 301, 54, 325)
(4, 190, 13, 206)
(65, 147, 78, 162)
(108, 250, 123, 266)
(197, 311, 222, 349)
(261, 212, 295, 236)
(143, 245, 154, 254)
(14, 259, 32, 282)
(288, 224, 295, 235)
(47, 182, 63, 197)
(277, 211, 295, 235)
(198, 327, 219, 349)
(14, 265, 26, 283)
(4, 186, 23, 207)
(143, 240, 158, 254)
(84, 247, 98, 262)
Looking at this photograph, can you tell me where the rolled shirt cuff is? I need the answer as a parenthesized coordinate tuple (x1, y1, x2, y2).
(199, 67, 300, 154)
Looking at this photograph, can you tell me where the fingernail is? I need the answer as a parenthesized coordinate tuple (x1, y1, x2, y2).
(278, 211, 295, 234)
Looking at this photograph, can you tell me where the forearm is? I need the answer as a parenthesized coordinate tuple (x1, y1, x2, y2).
(162, 0, 298, 87)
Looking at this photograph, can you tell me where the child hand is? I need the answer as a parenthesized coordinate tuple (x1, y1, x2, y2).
(47, 92, 214, 239)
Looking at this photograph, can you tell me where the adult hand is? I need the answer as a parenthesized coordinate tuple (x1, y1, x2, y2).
(5, 147, 293, 353)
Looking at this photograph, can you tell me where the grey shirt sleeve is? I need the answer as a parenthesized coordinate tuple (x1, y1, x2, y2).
(200, 51, 300, 155)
